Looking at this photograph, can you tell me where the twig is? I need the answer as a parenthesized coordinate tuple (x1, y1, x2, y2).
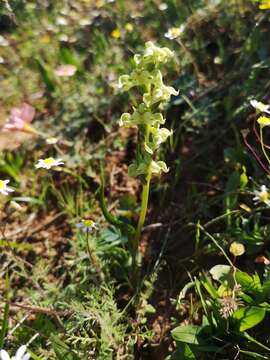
(0, 298, 73, 317)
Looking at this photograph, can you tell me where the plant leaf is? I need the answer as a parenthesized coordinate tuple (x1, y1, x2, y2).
(235, 271, 262, 295)
(233, 306, 265, 331)
(171, 325, 205, 345)
(209, 264, 231, 282)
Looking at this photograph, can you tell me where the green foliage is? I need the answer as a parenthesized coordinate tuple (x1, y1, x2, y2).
(2, 0, 270, 359)
(171, 263, 270, 358)
(0, 273, 9, 349)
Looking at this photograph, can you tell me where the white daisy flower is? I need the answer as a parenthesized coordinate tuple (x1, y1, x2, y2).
(250, 99, 270, 114)
(76, 219, 98, 233)
(35, 157, 64, 169)
(0, 180, 14, 196)
(253, 185, 270, 206)
(0, 345, 30, 360)
(165, 25, 185, 40)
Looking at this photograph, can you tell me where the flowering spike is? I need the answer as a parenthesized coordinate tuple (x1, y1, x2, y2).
(118, 42, 178, 178)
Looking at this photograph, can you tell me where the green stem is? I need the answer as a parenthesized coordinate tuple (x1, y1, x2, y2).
(86, 231, 104, 282)
(132, 168, 152, 268)
(260, 126, 270, 166)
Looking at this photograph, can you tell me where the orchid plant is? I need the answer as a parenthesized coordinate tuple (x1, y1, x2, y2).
(100, 42, 178, 276)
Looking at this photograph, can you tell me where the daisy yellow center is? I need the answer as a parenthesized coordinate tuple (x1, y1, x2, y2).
(260, 0, 270, 9)
(259, 191, 269, 202)
(111, 29, 121, 39)
(257, 116, 270, 127)
(83, 219, 94, 227)
(0, 180, 5, 190)
(43, 158, 55, 165)
(170, 28, 181, 37)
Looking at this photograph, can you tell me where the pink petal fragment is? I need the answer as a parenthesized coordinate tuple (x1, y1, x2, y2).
(54, 64, 77, 77)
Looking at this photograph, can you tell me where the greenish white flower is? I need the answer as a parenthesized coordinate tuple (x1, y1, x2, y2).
(143, 84, 178, 107)
(118, 70, 154, 91)
(142, 70, 178, 107)
(128, 159, 169, 178)
(144, 127, 172, 154)
(118, 75, 133, 91)
(134, 41, 174, 67)
(151, 127, 172, 147)
(119, 105, 165, 127)
(149, 160, 169, 174)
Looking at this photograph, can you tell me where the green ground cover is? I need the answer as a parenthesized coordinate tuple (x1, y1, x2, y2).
(1, 0, 270, 359)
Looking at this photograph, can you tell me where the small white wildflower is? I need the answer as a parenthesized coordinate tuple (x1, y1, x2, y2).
(253, 185, 270, 206)
(46, 137, 59, 145)
(79, 18, 92, 26)
(56, 16, 68, 26)
(76, 219, 98, 233)
(165, 25, 185, 40)
(0, 180, 14, 196)
(159, 3, 168, 11)
(0, 345, 30, 360)
(59, 34, 69, 42)
(214, 56, 222, 65)
(35, 157, 64, 169)
(250, 99, 270, 114)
